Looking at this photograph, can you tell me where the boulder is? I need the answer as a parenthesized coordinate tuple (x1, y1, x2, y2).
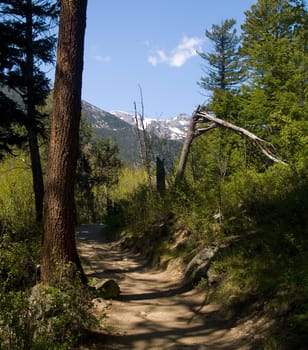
(29, 283, 56, 319)
(91, 297, 109, 312)
(95, 279, 120, 299)
(185, 247, 218, 285)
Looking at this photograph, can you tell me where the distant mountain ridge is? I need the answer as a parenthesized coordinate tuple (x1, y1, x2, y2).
(110, 110, 191, 141)
(0, 84, 187, 165)
(81, 101, 188, 165)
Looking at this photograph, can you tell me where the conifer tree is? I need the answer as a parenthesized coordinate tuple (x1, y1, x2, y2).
(0, 92, 25, 157)
(41, 0, 88, 285)
(0, 0, 58, 221)
(194, 19, 245, 216)
(0, 18, 26, 156)
(198, 19, 244, 94)
(240, 0, 308, 162)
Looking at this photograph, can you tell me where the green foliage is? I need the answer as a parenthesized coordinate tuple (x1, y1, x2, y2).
(113, 161, 308, 348)
(0, 287, 32, 350)
(30, 281, 97, 350)
(0, 233, 39, 290)
(0, 280, 97, 350)
(198, 18, 244, 92)
(111, 167, 148, 200)
(0, 0, 58, 146)
(0, 154, 41, 290)
(206, 164, 308, 348)
(109, 167, 220, 260)
(118, 184, 168, 234)
(0, 155, 37, 235)
(240, 0, 308, 162)
(0, 154, 97, 349)
(0, 90, 26, 157)
(76, 118, 122, 223)
(0, 0, 58, 96)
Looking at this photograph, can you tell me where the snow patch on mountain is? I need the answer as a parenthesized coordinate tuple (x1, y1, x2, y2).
(110, 110, 190, 141)
(82, 101, 190, 141)
(110, 110, 136, 125)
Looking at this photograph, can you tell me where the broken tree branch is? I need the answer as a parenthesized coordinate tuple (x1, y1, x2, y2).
(175, 106, 288, 183)
(196, 110, 288, 166)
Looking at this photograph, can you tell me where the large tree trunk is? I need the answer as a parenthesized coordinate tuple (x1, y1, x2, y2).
(41, 0, 88, 285)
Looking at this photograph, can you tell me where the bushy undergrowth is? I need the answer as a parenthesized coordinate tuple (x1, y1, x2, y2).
(0, 156, 36, 235)
(0, 237, 97, 350)
(0, 156, 40, 291)
(209, 165, 308, 349)
(0, 280, 97, 350)
(0, 233, 40, 290)
(0, 155, 97, 349)
(108, 164, 308, 349)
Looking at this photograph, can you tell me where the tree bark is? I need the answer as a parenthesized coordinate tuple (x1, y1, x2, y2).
(25, 0, 44, 222)
(156, 157, 165, 195)
(175, 113, 198, 183)
(41, 0, 88, 285)
(27, 127, 44, 222)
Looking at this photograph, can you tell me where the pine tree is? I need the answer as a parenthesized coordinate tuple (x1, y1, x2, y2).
(240, 0, 308, 162)
(76, 118, 122, 223)
(194, 19, 245, 217)
(198, 18, 244, 122)
(0, 17, 25, 157)
(41, 0, 88, 285)
(198, 19, 244, 93)
(0, 0, 58, 221)
(0, 91, 25, 157)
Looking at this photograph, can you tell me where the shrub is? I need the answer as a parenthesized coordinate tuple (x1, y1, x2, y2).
(0, 233, 39, 290)
(0, 279, 97, 350)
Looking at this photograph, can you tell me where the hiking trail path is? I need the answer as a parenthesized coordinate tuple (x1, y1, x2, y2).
(76, 224, 259, 350)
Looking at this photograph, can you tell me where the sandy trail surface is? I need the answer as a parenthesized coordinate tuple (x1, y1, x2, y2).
(76, 224, 255, 350)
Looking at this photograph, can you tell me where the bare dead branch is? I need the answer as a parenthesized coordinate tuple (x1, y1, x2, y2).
(195, 123, 218, 136)
(196, 110, 288, 166)
(175, 107, 288, 183)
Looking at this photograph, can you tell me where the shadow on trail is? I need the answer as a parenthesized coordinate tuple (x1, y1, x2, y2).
(76, 224, 151, 279)
(77, 224, 198, 301)
(76, 224, 255, 349)
(76, 224, 112, 243)
(81, 311, 248, 350)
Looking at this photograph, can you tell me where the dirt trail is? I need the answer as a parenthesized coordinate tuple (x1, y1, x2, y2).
(76, 224, 255, 350)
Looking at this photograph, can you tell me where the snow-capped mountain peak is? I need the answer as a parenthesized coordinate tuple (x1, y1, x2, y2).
(110, 109, 190, 141)
(82, 101, 190, 141)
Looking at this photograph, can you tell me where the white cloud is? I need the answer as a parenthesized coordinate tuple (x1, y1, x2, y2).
(90, 45, 112, 63)
(148, 50, 167, 66)
(94, 55, 111, 62)
(148, 36, 204, 68)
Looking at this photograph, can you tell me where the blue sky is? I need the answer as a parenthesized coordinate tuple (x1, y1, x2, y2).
(81, 1, 256, 119)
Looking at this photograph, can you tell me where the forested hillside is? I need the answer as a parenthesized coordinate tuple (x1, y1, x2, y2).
(0, 0, 307, 349)
(81, 100, 183, 166)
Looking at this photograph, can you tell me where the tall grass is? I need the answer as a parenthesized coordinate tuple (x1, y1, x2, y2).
(0, 155, 36, 236)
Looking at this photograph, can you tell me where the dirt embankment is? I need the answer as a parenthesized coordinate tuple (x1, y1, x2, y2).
(76, 225, 264, 350)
